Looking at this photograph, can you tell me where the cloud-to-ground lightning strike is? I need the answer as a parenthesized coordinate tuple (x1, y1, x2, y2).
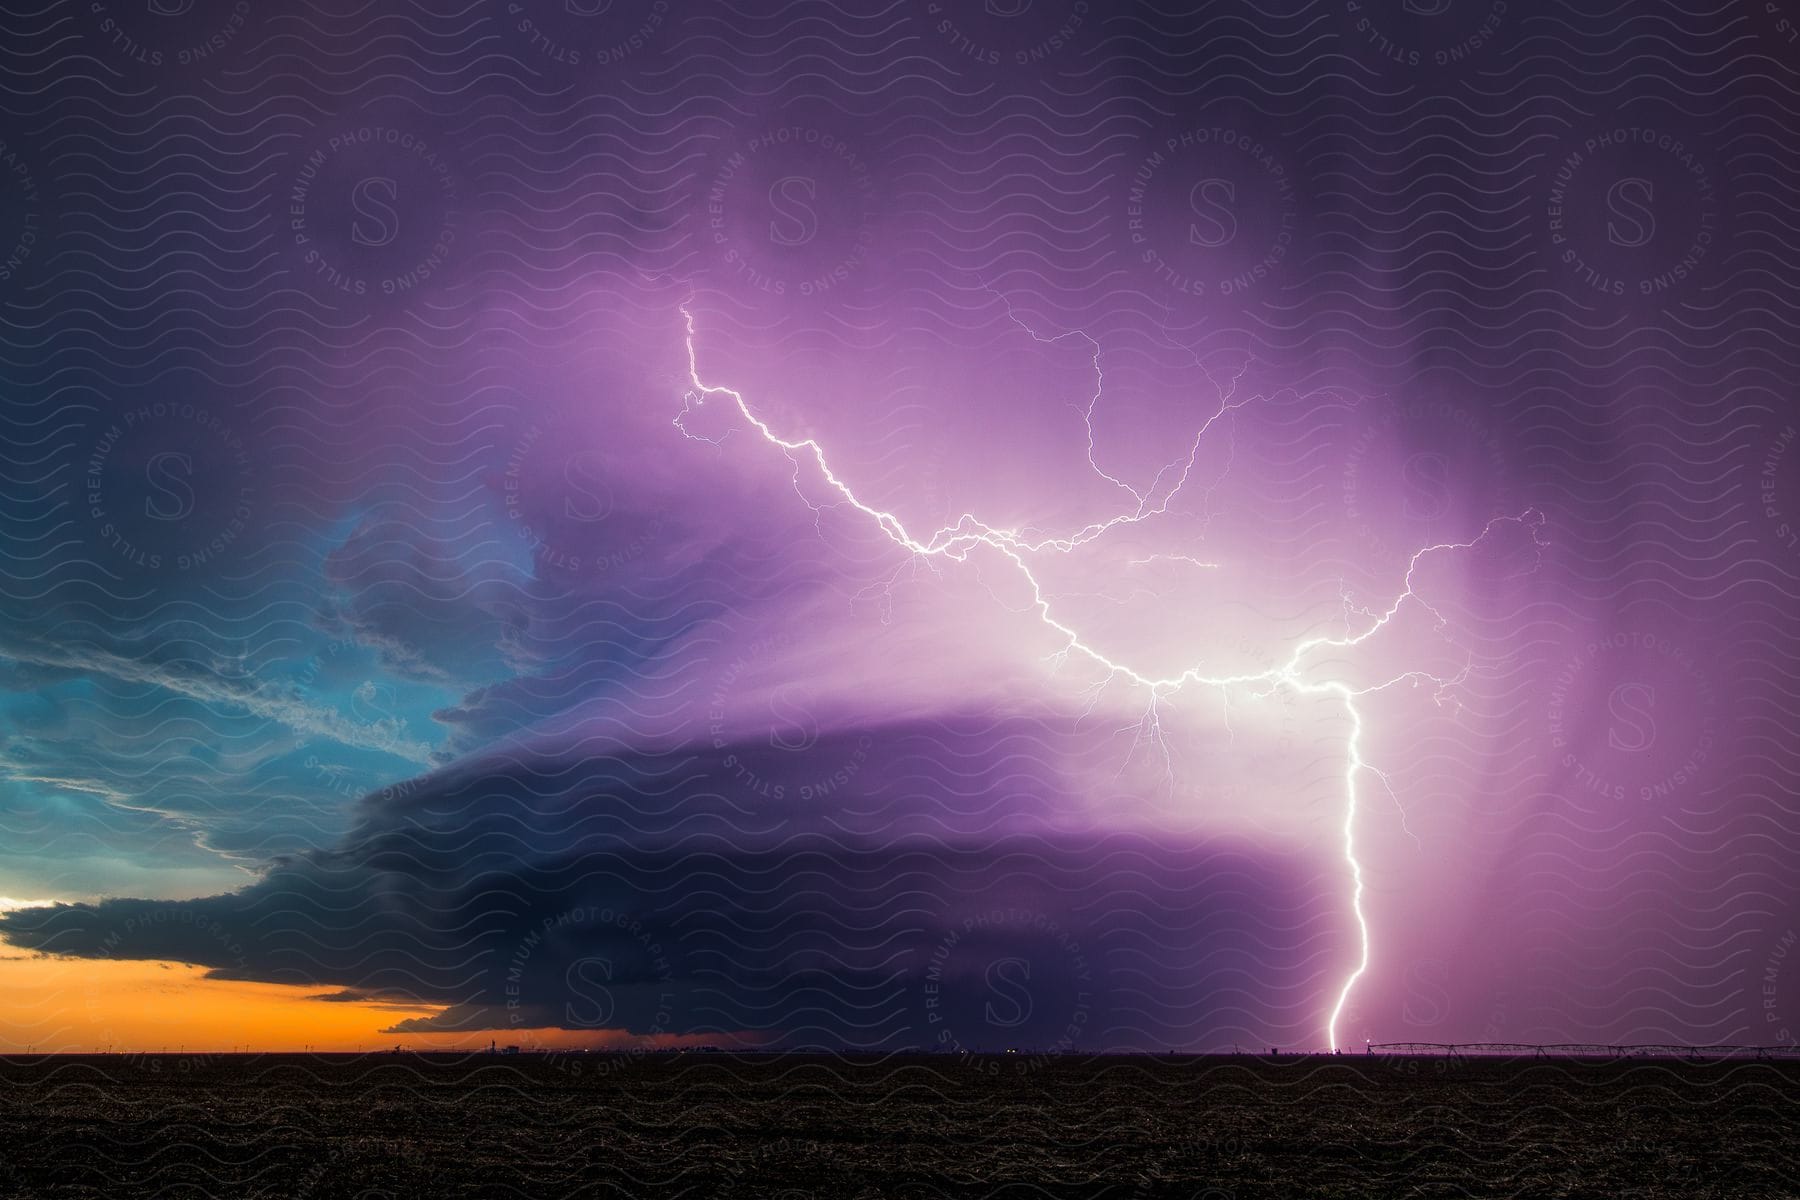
(674, 303, 1544, 1051)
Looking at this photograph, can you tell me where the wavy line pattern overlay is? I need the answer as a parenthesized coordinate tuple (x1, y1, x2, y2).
(0, 0, 1798, 1195)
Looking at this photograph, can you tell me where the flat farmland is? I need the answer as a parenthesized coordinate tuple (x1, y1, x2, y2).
(0, 1053, 1793, 1198)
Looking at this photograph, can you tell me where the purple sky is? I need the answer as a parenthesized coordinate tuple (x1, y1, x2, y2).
(1, 0, 1797, 1054)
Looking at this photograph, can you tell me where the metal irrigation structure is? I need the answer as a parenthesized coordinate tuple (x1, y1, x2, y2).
(1366, 1042, 1800, 1060)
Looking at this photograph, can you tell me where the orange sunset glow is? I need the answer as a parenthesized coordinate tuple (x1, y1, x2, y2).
(0, 949, 727, 1054)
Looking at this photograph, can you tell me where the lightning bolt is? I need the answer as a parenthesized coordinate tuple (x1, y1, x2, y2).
(674, 302, 1543, 1051)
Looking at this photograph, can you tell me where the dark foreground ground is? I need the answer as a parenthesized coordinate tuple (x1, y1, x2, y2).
(0, 1052, 1795, 1199)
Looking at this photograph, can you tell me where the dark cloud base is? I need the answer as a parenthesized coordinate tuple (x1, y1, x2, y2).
(0, 721, 1325, 1052)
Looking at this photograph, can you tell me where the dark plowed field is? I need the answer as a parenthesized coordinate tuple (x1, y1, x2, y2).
(0, 1053, 1794, 1198)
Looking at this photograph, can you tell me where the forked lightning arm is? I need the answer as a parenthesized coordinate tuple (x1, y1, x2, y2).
(674, 303, 1540, 1051)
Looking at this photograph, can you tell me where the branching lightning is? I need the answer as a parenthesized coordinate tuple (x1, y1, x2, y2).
(674, 302, 1542, 1051)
